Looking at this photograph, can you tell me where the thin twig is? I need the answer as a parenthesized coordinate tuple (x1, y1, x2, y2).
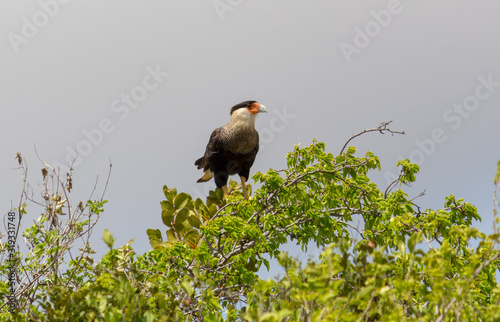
(340, 121, 405, 155)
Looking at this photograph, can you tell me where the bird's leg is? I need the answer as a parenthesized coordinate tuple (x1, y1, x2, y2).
(240, 176, 249, 200)
(222, 185, 228, 196)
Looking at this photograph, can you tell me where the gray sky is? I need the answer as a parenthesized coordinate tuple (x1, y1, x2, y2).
(2, 1, 500, 275)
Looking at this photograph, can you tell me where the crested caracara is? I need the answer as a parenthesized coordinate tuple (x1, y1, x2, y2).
(195, 101, 267, 200)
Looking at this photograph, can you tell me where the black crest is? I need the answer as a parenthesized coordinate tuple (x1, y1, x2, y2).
(230, 100, 257, 115)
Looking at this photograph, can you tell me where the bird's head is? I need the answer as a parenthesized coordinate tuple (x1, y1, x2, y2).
(230, 101, 267, 116)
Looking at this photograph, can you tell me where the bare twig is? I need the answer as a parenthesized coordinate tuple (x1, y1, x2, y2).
(2, 150, 112, 311)
(340, 121, 405, 155)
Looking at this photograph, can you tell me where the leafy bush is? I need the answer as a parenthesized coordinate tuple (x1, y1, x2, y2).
(1, 123, 499, 321)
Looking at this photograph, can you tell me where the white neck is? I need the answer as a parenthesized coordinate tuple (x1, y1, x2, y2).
(227, 108, 256, 130)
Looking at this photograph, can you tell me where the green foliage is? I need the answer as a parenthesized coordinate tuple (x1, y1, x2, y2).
(2, 139, 500, 321)
(494, 160, 500, 231)
(102, 229, 116, 249)
(156, 186, 206, 249)
(88, 200, 108, 215)
(246, 231, 500, 321)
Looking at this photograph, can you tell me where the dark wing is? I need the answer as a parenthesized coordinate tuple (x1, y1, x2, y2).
(195, 127, 224, 172)
(238, 132, 259, 180)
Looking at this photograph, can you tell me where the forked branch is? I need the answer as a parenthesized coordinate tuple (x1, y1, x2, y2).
(340, 121, 405, 155)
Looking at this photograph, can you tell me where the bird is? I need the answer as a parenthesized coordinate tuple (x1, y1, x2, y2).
(195, 100, 267, 200)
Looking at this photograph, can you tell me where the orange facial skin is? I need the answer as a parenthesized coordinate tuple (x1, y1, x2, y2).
(248, 102, 263, 114)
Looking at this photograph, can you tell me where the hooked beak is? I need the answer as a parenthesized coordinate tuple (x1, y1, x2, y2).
(258, 104, 267, 113)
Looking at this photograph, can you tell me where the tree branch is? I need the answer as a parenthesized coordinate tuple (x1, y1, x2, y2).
(340, 121, 405, 155)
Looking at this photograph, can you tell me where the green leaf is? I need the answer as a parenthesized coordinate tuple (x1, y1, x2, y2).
(260, 310, 292, 321)
(408, 231, 424, 253)
(184, 230, 200, 248)
(146, 228, 162, 242)
(161, 200, 174, 214)
(215, 188, 224, 200)
(87, 200, 108, 215)
(176, 208, 190, 224)
(263, 258, 270, 271)
(195, 198, 206, 211)
(149, 238, 162, 249)
(163, 185, 175, 202)
(181, 280, 194, 297)
(208, 204, 218, 218)
(174, 193, 190, 209)
(102, 229, 115, 249)
(188, 214, 202, 229)
(166, 229, 179, 245)
(347, 146, 357, 155)
(495, 159, 500, 185)
(161, 210, 174, 227)
(174, 221, 187, 236)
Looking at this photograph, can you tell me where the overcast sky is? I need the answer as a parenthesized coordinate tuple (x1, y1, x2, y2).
(2, 1, 500, 277)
